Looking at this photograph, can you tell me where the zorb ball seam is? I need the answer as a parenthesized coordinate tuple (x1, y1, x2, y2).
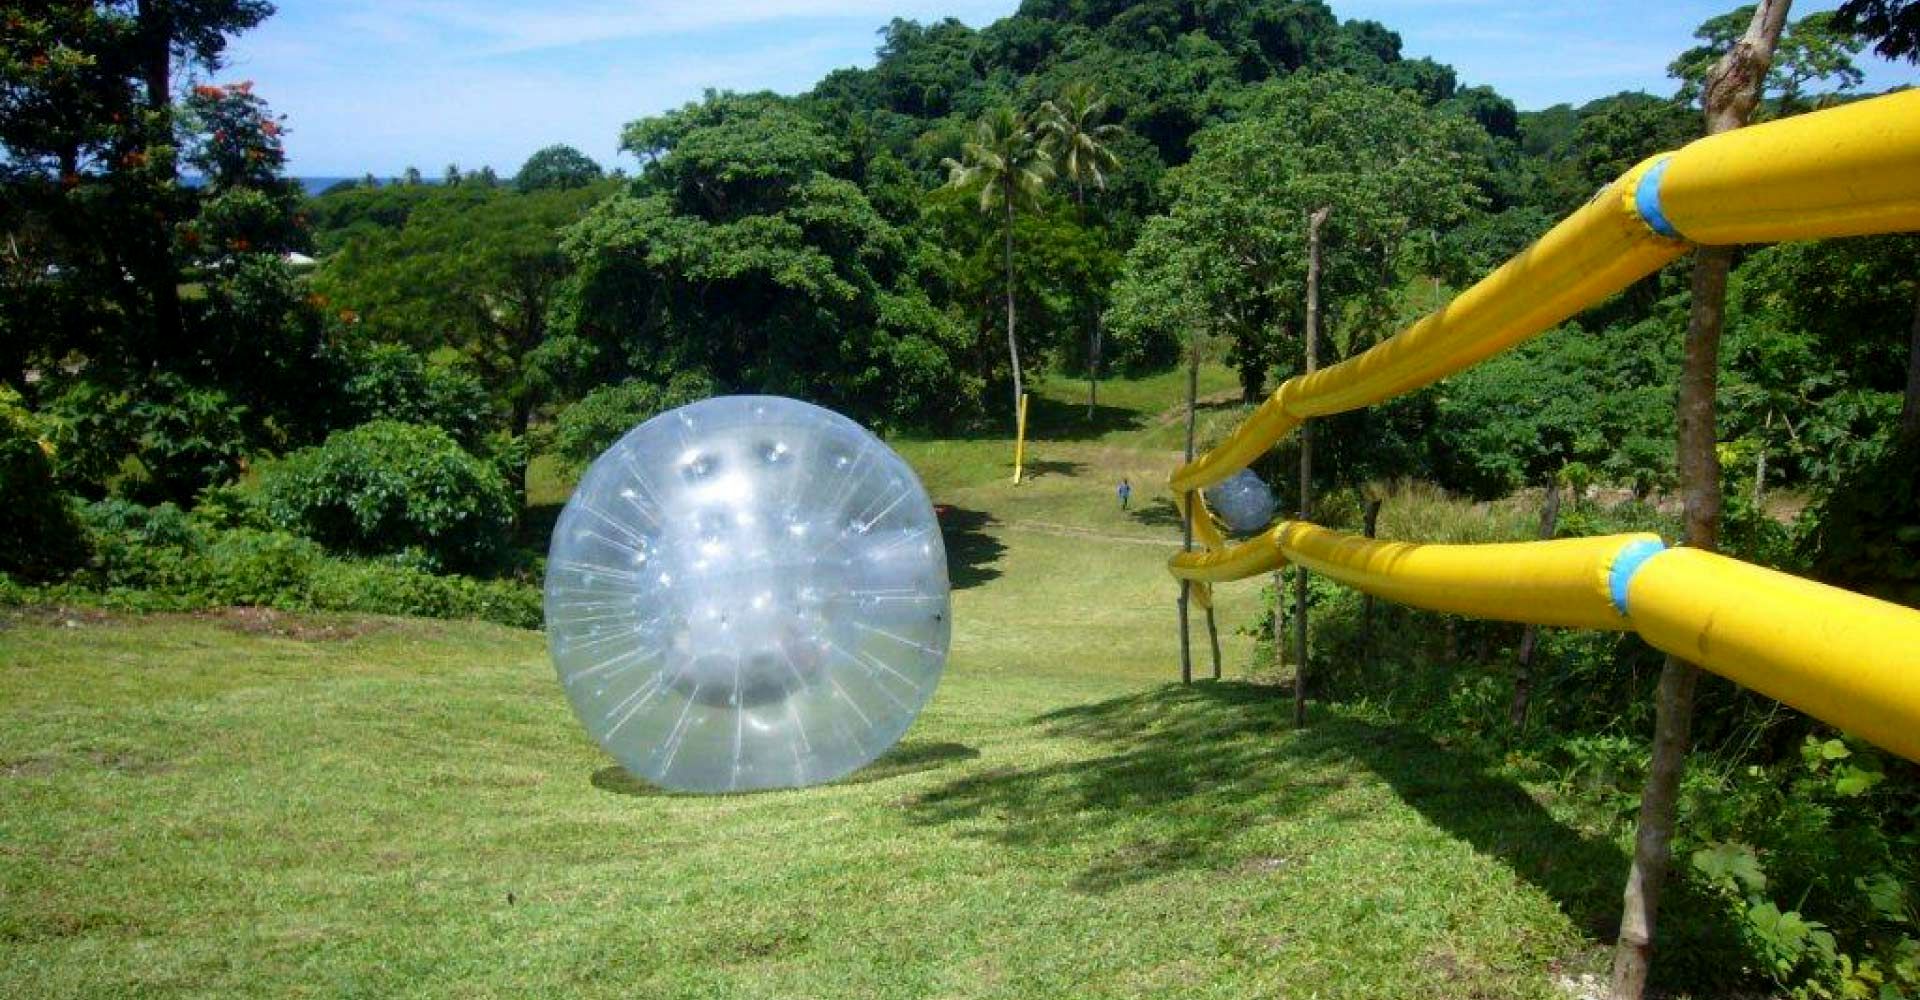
(544, 396, 950, 793)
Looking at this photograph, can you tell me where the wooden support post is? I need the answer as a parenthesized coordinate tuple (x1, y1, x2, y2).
(1611, 5, 1788, 997)
(1205, 601, 1222, 681)
(1360, 499, 1382, 669)
(1294, 205, 1330, 728)
(1177, 337, 1199, 686)
(1272, 567, 1286, 679)
(1509, 476, 1562, 733)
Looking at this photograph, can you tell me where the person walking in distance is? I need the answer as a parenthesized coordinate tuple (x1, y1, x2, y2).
(1117, 477, 1132, 511)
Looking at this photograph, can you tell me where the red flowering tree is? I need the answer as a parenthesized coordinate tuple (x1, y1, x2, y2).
(179, 80, 305, 260)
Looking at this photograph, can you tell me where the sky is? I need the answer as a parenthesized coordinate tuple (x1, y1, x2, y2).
(222, 1, 1920, 177)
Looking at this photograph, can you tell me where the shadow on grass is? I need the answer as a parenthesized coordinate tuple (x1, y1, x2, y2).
(1019, 458, 1085, 481)
(904, 682, 1746, 985)
(938, 506, 1006, 590)
(1127, 497, 1183, 531)
(835, 740, 980, 785)
(588, 740, 979, 797)
(1019, 393, 1143, 442)
(904, 683, 1678, 930)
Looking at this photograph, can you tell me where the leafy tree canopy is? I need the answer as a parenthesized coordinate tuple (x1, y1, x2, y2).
(1837, 0, 1920, 62)
(565, 92, 980, 428)
(1110, 72, 1484, 400)
(1669, 6, 1867, 111)
(514, 143, 604, 193)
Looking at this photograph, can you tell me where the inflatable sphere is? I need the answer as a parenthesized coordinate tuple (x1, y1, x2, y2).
(544, 396, 950, 794)
(1205, 469, 1277, 535)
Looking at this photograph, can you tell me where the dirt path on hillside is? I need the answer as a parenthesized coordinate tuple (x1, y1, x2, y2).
(995, 520, 1171, 547)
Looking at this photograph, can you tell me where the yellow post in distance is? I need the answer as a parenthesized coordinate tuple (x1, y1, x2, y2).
(1011, 392, 1030, 485)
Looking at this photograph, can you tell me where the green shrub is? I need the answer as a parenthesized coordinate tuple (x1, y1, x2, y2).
(1799, 434, 1920, 609)
(307, 560, 540, 628)
(40, 371, 254, 505)
(74, 498, 207, 591)
(551, 372, 714, 470)
(334, 342, 493, 450)
(196, 529, 322, 608)
(252, 420, 514, 574)
(0, 386, 86, 580)
(23, 495, 540, 629)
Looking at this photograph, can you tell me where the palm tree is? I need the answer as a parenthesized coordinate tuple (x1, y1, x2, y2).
(1040, 83, 1123, 417)
(944, 107, 1055, 426)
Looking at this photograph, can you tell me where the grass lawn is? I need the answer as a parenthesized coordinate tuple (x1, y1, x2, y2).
(0, 369, 1624, 998)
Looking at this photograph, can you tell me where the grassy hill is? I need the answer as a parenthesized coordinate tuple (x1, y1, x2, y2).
(0, 370, 1620, 998)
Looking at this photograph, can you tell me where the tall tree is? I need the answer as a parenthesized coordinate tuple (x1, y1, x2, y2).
(1108, 73, 1482, 404)
(0, 0, 272, 361)
(314, 184, 609, 498)
(1837, 0, 1920, 59)
(129, 0, 275, 347)
(561, 92, 978, 430)
(515, 144, 604, 193)
(1611, 4, 1791, 998)
(1293, 204, 1329, 728)
(1039, 82, 1124, 416)
(1670, 4, 1864, 112)
(944, 107, 1056, 426)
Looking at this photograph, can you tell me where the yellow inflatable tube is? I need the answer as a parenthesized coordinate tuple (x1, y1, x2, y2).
(1172, 161, 1685, 493)
(1656, 90, 1920, 244)
(1627, 549, 1920, 763)
(1171, 90, 1920, 494)
(1171, 522, 1643, 629)
(1169, 525, 1920, 762)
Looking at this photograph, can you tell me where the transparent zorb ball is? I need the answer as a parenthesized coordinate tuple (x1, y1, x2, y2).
(544, 396, 950, 793)
(1203, 469, 1277, 535)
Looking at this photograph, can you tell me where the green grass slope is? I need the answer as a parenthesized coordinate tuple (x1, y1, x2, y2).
(0, 370, 1615, 998)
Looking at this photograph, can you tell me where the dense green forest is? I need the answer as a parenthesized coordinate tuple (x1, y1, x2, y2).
(4, 0, 1920, 994)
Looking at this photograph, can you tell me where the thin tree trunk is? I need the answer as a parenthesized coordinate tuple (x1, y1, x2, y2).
(1273, 567, 1285, 675)
(1178, 338, 1198, 685)
(1752, 411, 1771, 507)
(1090, 314, 1103, 418)
(136, 0, 184, 351)
(1360, 498, 1381, 670)
(510, 396, 535, 520)
(1004, 186, 1023, 426)
(1612, 6, 1788, 996)
(1205, 603, 1222, 680)
(1902, 278, 1920, 443)
(1509, 477, 1562, 732)
(1079, 182, 1100, 420)
(1294, 206, 1330, 728)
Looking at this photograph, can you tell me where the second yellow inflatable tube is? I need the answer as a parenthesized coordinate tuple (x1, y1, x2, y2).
(1169, 524, 1920, 762)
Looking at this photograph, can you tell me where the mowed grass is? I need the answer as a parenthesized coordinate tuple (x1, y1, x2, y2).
(0, 369, 1619, 998)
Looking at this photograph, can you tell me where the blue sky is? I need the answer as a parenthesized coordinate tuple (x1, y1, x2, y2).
(223, 1, 1919, 176)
